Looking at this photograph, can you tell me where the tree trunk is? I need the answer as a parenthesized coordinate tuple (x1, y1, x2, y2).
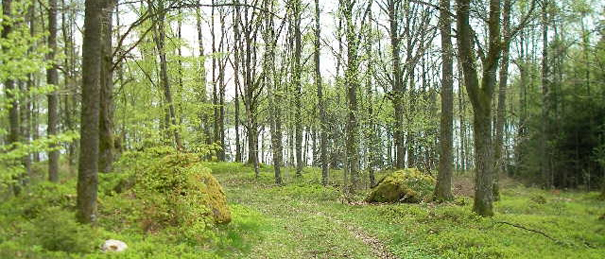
(233, 3, 242, 162)
(315, 0, 329, 186)
(389, 0, 405, 169)
(195, 0, 211, 149)
(77, 0, 104, 224)
(292, 0, 304, 177)
(218, 7, 227, 161)
(153, 1, 182, 150)
(62, 0, 77, 170)
(344, 0, 360, 192)
(19, 85, 30, 186)
(3, 0, 23, 196)
(99, 0, 115, 173)
(47, 0, 60, 182)
(264, 0, 282, 184)
(493, 0, 512, 200)
(434, 0, 454, 202)
(540, 0, 551, 188)
(212, 1, 219, 151)
(456, 0, 502, 217)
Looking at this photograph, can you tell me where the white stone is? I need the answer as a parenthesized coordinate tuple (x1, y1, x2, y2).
(101, 239, 128, 252)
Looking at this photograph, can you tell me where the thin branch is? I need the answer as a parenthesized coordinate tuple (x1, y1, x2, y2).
(494, 221, 570, 246)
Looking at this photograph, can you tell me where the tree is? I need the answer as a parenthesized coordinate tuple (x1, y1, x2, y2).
(264, 0, 283, 185)
(99, 0, 116, 173)
(315, 0, 328, 186)
(342, 0, 365, 192)
(151, 0, 183, 150)
(47, 0, 60, 182)
(77, 0, 105, 224)
(292, 0, 304, 177)
(434, 0, 454, 202)
(386, 0, 405, 169)
(493, 0, 512, 200)
(456, 0, 502, 216)
(2, 0, 22, 195)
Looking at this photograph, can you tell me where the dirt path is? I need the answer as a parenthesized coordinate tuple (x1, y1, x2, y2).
(313, 211, 398, 259)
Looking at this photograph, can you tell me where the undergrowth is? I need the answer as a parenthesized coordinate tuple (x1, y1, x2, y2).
(1, 159, 604, 258)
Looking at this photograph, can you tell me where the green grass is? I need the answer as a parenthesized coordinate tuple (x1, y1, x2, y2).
(204, 162, 605, 258)
(1, 160, 604, 258)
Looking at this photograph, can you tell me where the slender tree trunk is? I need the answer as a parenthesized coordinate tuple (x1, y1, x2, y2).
(47, 0, 60, 182)
(233, 3, 242, 162)
(459, 79, 466, 172)
(218, 8, 227, 161)
(77, 0, 104, 224)
(264, 0, 282, 184)
(540, 0, 551, 188)
(292, 0, 304, 177)
(389, 0, 405, 169)
(62, 0, 77, 170)
(20, 81, 31, 188)
(195, 0, 211, 148)
(152, 1, 182, 150)
(434, 0, 454, 201)
(494, 0, 512, 200)
(212, 1, 219, 149)
(23, 2, 36, 185)
(315, 0, 329, 186)
(3, 0, 23, 196)
(344, 0, 361, 192)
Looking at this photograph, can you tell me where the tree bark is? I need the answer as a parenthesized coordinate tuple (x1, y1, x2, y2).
(494, 0, 512, 200)
(292, 0, 304, 177)
(99, 0, 115, 173)
(47, 0, 60, 182)
(344, 0, 361, 192)
(315, 0, 329, 186)
(456, 0, 502, 216)
(434, 0, 454, 201)
(388, 0, 405, 169)
(77, 0, 104, 224)
(3, 0, 23, 196)
(233, 2, 242, 163)
(152, 0, 182, 150)
(540, 0, 551, 188)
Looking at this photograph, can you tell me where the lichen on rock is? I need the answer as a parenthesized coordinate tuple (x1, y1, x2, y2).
(365, 168, 435, 203)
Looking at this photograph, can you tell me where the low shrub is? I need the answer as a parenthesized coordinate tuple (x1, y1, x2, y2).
(29, 207, 99, 253)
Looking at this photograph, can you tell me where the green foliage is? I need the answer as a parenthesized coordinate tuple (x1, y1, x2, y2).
(29, 207, 99, 253)
(0, 131, 79, 188)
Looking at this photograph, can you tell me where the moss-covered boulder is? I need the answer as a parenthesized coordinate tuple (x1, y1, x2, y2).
(190, 165, 231, 224)
(365, 168, 435, 203)
(136, 153, 231, 229)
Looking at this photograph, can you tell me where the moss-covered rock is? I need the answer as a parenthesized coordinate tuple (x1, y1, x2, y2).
(189, 164, 231, 224)
(136, 153, 231, 230)
(365, 168, 435, 203)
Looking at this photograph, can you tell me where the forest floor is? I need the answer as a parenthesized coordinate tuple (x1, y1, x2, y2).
(1, 161, 604, 258)
(206, 162, 605, 258)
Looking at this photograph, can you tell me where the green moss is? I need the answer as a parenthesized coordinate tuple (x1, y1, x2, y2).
(135, 153, 231, 231)
(366, 168, 436, 203)
(188, 164, 232, 224)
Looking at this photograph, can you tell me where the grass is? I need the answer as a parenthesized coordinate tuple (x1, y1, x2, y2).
(204, 162, 605, 258)
(1, 160, 604, 258)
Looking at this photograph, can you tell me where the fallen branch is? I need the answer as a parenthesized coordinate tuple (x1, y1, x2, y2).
(493, 221, 571, 246)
